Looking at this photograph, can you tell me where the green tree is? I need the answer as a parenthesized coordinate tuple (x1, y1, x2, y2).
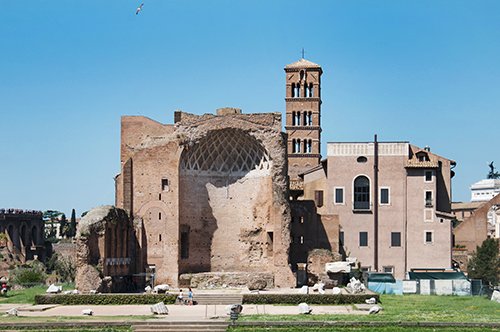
(68, 208, 77, 238)
(59, 214, 68, 238)
(468, 238, 500, 286)
(43, 210, 63, 240)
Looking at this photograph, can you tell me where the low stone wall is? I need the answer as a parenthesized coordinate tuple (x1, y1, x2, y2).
(180, 272, 274, 290)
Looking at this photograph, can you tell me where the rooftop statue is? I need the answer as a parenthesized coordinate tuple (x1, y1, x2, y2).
(487, 161, 500, 179)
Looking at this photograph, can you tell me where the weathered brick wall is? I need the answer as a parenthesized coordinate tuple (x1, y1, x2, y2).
(117, 111, 295, 287)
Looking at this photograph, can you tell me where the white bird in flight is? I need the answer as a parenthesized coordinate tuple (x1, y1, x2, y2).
(136, 3, 144, 15)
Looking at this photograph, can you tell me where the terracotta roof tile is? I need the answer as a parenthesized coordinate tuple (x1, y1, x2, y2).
(285, 58, 321, 69)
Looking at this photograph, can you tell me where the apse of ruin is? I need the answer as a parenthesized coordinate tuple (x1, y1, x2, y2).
(179, 128, 273, 273)
(115, 109, 294, 287)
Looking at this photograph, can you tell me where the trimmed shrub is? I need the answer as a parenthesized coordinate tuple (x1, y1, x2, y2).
(243, 293, 379, 305)
(35, 293, 177, 305)
(35, 293, 377, 305)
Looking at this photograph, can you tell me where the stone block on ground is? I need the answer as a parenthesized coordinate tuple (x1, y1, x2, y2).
(298, 302, 312, 314)
(491, 290, 500, 303)
(82, 309, 93, 315)
(150, 301, 169, 315)
(46, 284, 62, 294)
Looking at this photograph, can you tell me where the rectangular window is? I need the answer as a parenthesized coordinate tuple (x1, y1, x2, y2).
(334, 187, 344, 204)
(425, 170, 433, 182)
(380, 187, 390, 205)
(162, 178, 169, 191)
(315, 190, 324, 207)
(359, 232, 368, 247)
(425, 191, 433, 207)
(425, 231, 433, 244)
(391, 232, 401, 247)
(383, 266, 394, 274)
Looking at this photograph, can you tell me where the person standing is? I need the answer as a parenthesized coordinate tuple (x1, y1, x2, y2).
(177, 289, 184, 304)
(187, 287, 193, 305)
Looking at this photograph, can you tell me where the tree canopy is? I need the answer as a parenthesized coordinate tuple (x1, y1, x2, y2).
(468, 238, 500, 286)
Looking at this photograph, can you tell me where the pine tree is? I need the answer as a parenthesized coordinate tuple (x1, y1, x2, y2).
(69, 209, 77, 238)
(468, 238, 500, 286)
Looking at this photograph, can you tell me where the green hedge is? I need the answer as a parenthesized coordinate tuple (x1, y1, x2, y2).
(242, 293, 379, 305)
(36, 293, 377, 305)
(35, 293, 177, 305)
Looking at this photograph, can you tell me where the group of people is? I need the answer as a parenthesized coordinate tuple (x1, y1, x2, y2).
(177, 287, 193, 305)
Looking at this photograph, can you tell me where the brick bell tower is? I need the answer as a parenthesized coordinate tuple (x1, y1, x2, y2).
(284, 58, 322, 190)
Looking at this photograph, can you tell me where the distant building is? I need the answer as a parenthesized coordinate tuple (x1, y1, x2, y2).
(451, 168, 500, 271)
(470, 179, 500, 202)
(0, 209, 46, 262)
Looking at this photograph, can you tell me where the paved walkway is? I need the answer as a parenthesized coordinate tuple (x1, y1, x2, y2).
(1, 303, 367, 320)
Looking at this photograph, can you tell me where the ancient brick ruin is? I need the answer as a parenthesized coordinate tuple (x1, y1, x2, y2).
(75, 205, 140, 292)
(0, 209, 46, 276)
(115, 108, 295, 287)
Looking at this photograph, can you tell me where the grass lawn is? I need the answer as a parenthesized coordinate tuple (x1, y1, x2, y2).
(238, 294, 500, 323)
(0, 284, 49, 304)
(7, 328, 131, 332)
(0, 283, 77, 304)
(230, 327, 499, 332)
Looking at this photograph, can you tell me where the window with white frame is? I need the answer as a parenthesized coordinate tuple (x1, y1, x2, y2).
(380, 187, 390, 205)
(424, 231, 433, 244)
(354, 176, 370, 210)
(383, 266, 394, 274)
(425, 191, 433, 207)
(334, 187, 344, 204)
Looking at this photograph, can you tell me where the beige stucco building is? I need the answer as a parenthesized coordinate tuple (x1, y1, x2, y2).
(300, 142, 456, 279)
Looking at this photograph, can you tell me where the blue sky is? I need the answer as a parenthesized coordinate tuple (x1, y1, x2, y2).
(1, 1, 499, 216)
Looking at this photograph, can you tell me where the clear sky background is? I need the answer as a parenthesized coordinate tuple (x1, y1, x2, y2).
(1, 1, 499, 217)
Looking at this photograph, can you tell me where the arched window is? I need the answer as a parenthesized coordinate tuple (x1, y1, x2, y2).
(354, 176, 370, 210)
(303, 112, 308, 126)
(294, 83, 300, 97)
(308, 111, 313, 126)
(292, 111, 296, 125)
(309, 83, 314, 97)
(292, 139, 296, 153)
(291, 83, 296, 97)
(296, 111, 301, 126)
(306, 139, 312, 153)
(295, 139, 301, 153)
(31, 226, 38, 245)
